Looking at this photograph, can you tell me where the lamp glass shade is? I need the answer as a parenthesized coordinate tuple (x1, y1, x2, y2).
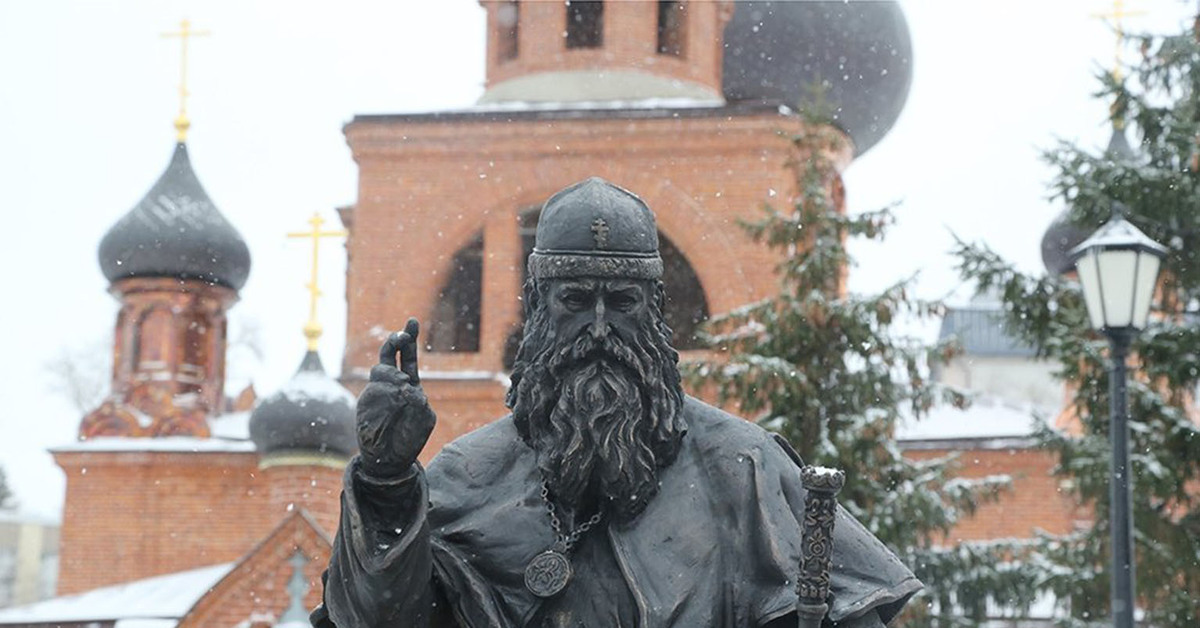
(1099, 249, 1139, 328)
(1072, 216, 1167, 332)
(1076, 249, 1107, 329)
(1076, 247, 1163, 331)
(1131, 253, 1161, 329)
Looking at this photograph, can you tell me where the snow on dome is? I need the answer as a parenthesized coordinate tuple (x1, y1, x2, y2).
(280, 369, 357, 406)
(98, 142, 251, 290)
(248, 351, 357, 458)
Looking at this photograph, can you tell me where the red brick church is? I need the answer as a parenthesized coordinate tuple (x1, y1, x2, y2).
(0, 2, 1081, 627)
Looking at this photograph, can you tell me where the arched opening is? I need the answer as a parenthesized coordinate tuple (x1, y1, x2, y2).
(657, 1, 687, 57)
(427, 231, 483, 352)
(565, 1, 603, 49)
(498, 0, 519, 61)
(180, 313, 210, 386)
(503, 207, 709, 368)
(136, 307, 173, 371)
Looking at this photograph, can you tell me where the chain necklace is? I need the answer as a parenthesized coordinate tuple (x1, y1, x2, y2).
(523, 481, 604, 598)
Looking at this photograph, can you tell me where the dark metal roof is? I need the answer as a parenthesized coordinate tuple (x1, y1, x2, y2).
(722, 1, 913, 156)
(938, 307, 1036, 358)
(98, 143, 251, 290)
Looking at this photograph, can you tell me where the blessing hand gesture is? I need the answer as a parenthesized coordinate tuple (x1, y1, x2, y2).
(356, 318, 437, 478)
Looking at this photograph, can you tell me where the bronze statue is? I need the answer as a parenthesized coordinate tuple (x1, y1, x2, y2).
(313, 178, 921, 627)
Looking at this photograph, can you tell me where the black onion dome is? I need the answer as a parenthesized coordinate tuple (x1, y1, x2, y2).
(99, 143, 251, 290)
(1041, 122, 1135, 275)
(249, 351, 357, 458)
(1040, 215, 1090, 276)
(723, 1, 913, 157)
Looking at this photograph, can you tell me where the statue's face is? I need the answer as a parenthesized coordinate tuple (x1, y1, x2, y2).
(543, 277, 652, 344)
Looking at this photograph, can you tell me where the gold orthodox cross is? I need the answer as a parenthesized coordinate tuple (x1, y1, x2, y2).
(161, 19, 210, 142)
(1092, 0, 1146, 82)
(287, 213, 348, 352)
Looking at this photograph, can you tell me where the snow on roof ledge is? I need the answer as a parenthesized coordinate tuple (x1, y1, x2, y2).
(467, 96, 726, 113)
(51, 436, 256, 454)
(0, 562, 232, 624)
(897, 396, 1049, 442)
(0, 509, 59, 527)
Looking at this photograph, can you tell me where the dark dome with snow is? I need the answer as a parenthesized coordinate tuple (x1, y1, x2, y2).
(249, 352, 357, 458)
(99, 143, 251, 290)
(722, 1, 913, 156)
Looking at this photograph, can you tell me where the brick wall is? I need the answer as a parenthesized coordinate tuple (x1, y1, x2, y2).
(53, 450, 272, 595)
(904, 445, 1088, 541)
(261, 462, 346, 536)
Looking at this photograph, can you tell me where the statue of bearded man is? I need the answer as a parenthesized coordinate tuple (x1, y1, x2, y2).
(313, 178, 921, 628)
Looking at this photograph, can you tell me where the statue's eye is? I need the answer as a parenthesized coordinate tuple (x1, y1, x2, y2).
(609, 293, 639, 311)
(561, 291, 590, 309)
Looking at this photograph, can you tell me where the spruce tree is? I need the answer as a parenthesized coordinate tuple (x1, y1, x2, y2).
(953, 19, 1200, 628)
(0, 466, 12, 510)
(686, 114, 1040, 626)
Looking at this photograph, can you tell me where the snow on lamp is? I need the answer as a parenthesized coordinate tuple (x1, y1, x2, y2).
(1070, 214, 1167, 332)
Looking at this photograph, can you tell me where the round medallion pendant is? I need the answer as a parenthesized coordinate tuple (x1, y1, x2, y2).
(524, 550, 572, 598)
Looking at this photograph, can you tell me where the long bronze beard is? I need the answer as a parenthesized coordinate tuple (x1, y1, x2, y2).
(508, 280, 686, 523)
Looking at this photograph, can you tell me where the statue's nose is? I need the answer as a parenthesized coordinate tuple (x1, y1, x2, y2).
(590, 299, 608, 339)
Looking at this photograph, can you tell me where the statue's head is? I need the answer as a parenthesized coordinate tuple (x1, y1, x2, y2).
(507, 178, 686, 522)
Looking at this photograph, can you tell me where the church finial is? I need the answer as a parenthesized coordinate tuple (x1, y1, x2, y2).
(1092, 0, 1146, 84)
(287, 212, 348, 352)
(161, 19, 210, 143)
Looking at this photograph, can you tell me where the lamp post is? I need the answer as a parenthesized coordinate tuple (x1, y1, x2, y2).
(1070, 213, 1167, 628)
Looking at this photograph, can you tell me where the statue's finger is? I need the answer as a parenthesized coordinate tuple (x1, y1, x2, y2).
(399, 317, 421, 384)
(369, 363, 409, 386)
(379, 331, 409, 367)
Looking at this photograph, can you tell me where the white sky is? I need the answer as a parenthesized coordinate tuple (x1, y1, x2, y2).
(0, 0, 1193, 520)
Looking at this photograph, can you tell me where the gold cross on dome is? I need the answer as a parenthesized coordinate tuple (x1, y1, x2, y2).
(1092, 0, 1146, 82)
(591, 218, 610, 249)
(161, 19, 210, 142)
(287, 213, 348, 351)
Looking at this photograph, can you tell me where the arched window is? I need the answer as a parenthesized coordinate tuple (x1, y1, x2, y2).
(180, 314, 209, 385)
(565, 1, 603, 49)
(504, 208, 709, 367)
(657, 1, 687, 57)
(427, 232, 483, 352)
(499, 0, 520, 61)
(136, 307, 173, 370)
(658, 230, 708, 349)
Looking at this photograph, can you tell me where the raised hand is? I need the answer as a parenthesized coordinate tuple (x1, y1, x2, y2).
(356, 318, 437, 479)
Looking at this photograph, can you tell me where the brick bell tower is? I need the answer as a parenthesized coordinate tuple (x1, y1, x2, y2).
(80, 139, 251, 438)
(339, 1, 912, 457)
(55, 104, 266, 594)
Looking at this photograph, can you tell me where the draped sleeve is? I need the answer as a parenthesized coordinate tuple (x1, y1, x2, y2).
(318, 458, 437, 628)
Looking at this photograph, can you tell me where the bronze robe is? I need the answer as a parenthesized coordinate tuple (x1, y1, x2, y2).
(317, 397, 921, 627)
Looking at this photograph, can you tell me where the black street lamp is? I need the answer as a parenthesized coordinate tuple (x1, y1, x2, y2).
(1070, 214, 1167, 628)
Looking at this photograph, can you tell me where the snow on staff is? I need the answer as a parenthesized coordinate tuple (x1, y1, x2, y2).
(797, 465, 846, 628)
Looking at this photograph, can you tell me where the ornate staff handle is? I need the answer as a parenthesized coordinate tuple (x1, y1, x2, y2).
(797, 465, 846, 628)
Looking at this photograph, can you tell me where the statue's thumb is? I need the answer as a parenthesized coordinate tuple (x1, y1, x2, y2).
(400, 317, 421, 384)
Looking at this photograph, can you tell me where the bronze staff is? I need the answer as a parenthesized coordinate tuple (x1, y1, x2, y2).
(797, 465, 845, 628)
